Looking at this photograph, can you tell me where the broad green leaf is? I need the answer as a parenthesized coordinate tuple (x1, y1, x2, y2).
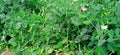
(81, 35, 89, 41)
(98, 39, 106, 46)
(107, 42, 116, 52)
(108, 30, 114, 37)
(83, 20, 91, 25)
(70, 16, 83, 26)
(95, 46, 108, 55)
(88, 51, 93, 55)
(115, 28, 119, 35)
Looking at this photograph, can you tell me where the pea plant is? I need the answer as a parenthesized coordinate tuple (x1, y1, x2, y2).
(0, 0, 120, 55)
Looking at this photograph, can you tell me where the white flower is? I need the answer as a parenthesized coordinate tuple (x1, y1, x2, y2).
(101, 25, 108, 30)
(80, 7, 87, 12)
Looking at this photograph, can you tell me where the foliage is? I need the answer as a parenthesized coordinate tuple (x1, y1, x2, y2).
(0, 0, 120, 55)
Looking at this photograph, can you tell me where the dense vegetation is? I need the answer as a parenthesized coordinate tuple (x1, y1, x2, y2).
(0, 0, 120, 55)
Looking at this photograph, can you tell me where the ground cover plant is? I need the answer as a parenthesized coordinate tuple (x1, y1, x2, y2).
(0, 0, 120, 55)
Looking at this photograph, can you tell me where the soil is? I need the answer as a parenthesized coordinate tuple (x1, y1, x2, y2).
(1, 48, 14, 55)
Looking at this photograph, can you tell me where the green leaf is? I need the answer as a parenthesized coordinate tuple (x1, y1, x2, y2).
(115, 28, 120, 35)
(95, 46, 108, 55)
(81, 35, 89, 41)
(83, 20, 91, 25)
(48, 48, 53, 54)
(107, 38, 114, 43)
(74, 36, 81, 43)
(88, 51, 93, 55)
(79, 13, 87, 18)
(107, 42, 116, 52)
(103, 0, 110, 3)
(76, 51, 83, 55)
(8, 38, 17, 46)
(70, 16, 83, 26)
(98, 39, 106, 46)
(108, 30, 114, 37)
(70, 43, 77, 50)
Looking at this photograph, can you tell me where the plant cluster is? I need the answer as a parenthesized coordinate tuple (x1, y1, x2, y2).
(0, 0, 120, 55)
